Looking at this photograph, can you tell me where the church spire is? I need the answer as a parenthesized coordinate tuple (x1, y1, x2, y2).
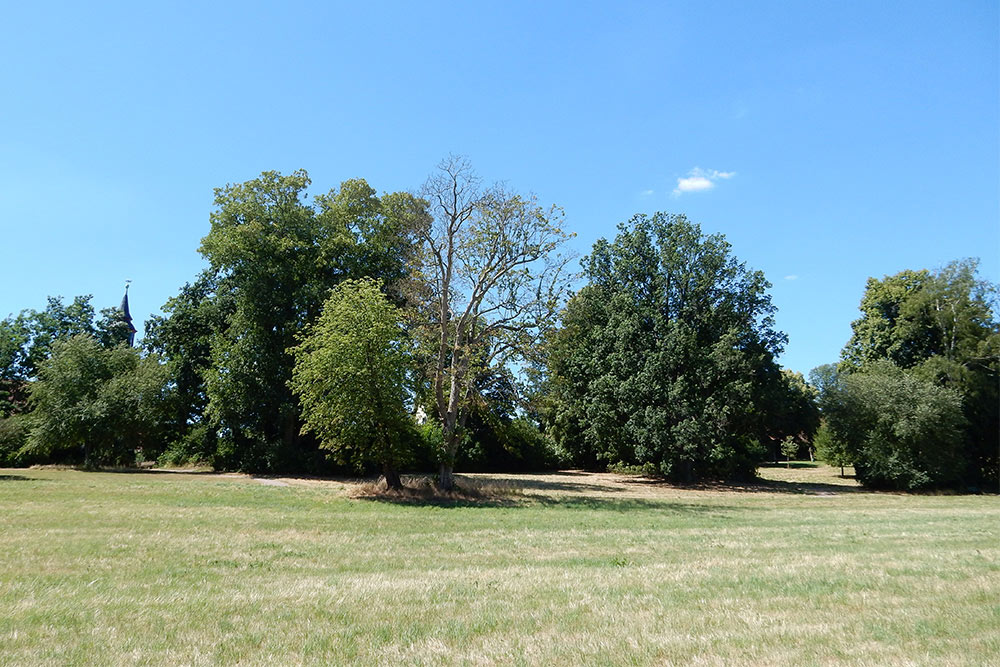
(121, 280, 136, 347)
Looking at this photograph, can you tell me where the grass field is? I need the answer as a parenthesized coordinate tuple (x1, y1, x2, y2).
(1, 464, 997, 665)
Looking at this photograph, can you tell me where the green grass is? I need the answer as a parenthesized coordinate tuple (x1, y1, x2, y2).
(1, 465, 997, 665)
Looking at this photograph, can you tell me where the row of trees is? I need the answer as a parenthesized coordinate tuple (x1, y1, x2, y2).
(1, 160, 995, 492)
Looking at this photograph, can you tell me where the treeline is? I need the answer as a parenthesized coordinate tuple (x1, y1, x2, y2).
(0, 160, 996, 491)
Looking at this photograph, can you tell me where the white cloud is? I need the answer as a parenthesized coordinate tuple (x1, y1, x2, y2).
(640, 189, 654, 197)
(675, 176, 714, 193)
(673, 167, 736, 196)
(784, 274, 799, 281)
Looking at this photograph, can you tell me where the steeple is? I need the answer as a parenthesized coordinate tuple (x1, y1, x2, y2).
(121, 281, 136, 347)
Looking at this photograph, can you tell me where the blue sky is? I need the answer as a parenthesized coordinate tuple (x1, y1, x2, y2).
(1, 1, 996, 375)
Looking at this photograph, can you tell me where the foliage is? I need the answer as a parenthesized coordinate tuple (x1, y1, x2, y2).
(0, 317, 30, 418)
(413, 156, 575, 488)
(820, 362, 966, 490)
(780, 436, 798, 466)
(25, 334, 169, 466)
(760, 369, 820, 462)
(290, 279, 413, 488)
(547, 212, 785, 481)
(813, 420, 850, 476)
(198, 171, 428, 472)
(0, 413, 30, 466)
(143, 271, 228, 465)
(838, 259, 998, 489)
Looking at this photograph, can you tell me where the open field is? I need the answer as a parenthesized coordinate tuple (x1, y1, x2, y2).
(1, 464, 998, 665)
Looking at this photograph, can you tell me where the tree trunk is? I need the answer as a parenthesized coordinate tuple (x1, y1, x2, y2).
(383, 464, 403, 491)
(439, 461, 455, 491)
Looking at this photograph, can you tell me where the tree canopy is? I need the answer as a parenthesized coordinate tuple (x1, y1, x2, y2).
(547, 213, 786, 481)
(291, 278, 413, 489)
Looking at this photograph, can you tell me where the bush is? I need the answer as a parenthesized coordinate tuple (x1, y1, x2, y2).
(823, 363, 966, 490)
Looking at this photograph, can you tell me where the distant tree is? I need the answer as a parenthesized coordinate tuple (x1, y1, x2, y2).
(812, 420, 849, 477)
(25, 334, 168, 466)
(780, 436, 798, 468)
(548, 213, 786, 481)
(413, 157, 574, 489)
(290, 279, 412, 489)
(761, 369, 820, 463)
(20, 296, 97, 376)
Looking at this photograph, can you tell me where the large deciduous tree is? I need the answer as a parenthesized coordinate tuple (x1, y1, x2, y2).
(291, 279, 412, 489)
(548, 213, 786, 482)
(414, 157, 574, 490)
(198, 170, 427, 472)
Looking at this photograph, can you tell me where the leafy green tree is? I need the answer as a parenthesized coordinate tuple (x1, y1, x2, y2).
(761, 369, 820, 463)
(821, 362, 966, 490)
(198, 170, 428, 472)
(839, 259, 998, 489)
(812, 420, 849, 477)
(143, 271, 229, 464)
(0, 317, 30, 417)
(780, 436, 798, 467)
(290, 279, 412, 489)
(414, 157, 574, 489)
(548, 213, 785, 481)
(25, 334, 168, 466)
(20, 296, 97, 376)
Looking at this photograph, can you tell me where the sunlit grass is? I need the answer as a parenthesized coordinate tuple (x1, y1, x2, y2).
(1, 465, 997, 665)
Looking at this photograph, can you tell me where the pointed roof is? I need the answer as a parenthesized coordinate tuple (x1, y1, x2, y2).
(121, 284, 136, 346)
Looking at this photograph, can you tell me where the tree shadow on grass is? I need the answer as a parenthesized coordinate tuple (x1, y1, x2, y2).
(0, 474, 37, 482)
(622, 475, 866, 496)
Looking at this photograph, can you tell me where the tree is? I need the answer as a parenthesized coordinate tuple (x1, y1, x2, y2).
(812, 420, 849, 477)
(25, 334, 168, 466)
(143, 271, 229, 464)
(839, 259, 998, 489)
(761, 369, 820, 463)
(820, 362, 966, 490)
(780, 436, 798, 468)
(548, 213, 786, 482)
(290, 279, 412, 489)
(413, 157, 575, 489)
(0, 316, 30, 417)
(198, 171, 428, 472)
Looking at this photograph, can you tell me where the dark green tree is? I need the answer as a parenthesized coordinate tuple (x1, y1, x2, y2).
(143, 271, 229, 464)
(820, 362, 966, 490)
(548, 213, 786, 481)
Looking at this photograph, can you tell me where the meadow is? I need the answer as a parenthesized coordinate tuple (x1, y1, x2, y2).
(1, 464, 997, 665)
